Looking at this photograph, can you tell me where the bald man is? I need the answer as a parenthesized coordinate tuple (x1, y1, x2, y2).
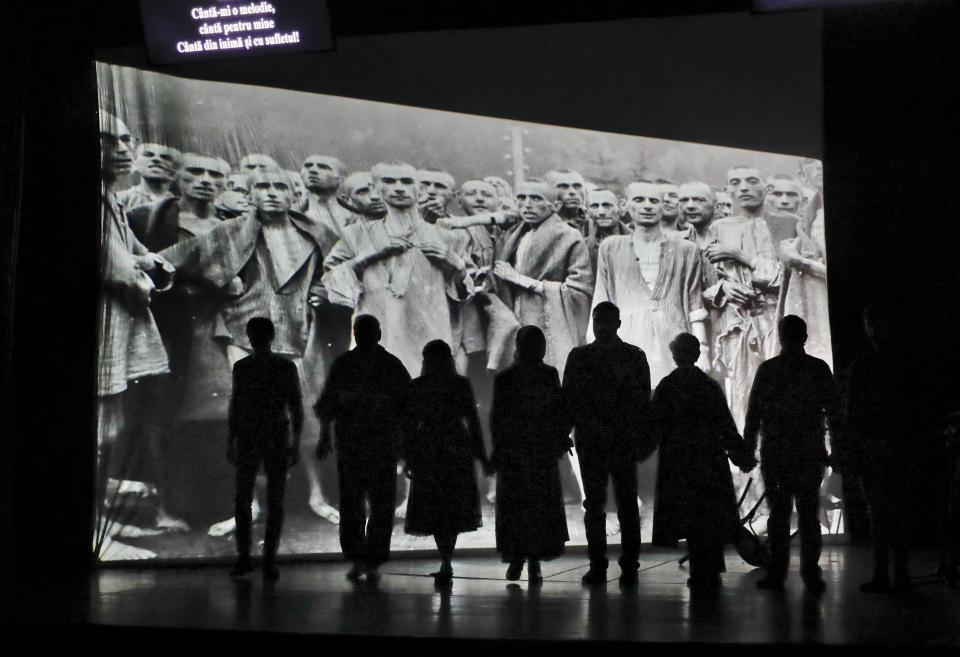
(301, 153, 354, 243)
(96, 110, 174, 558)
(238, 153, 279, 174)
(161, 169, 341, 534)
(546, 169, 588, 235)
(714, 190, 734, 219)
(590, 181, 708, 388)
(338, 171, 387, 221)
(583, 188, 629, 275)
(766, 173, 804, 215)
(703, 166, 785, 431)
(322, 160, 468, 378)
(117, 142, 182, 211)
(655, 179, 686, 240)
(126, 153, 234, 532)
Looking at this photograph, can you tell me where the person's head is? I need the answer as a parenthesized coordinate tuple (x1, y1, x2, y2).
(249, 169, 294, 216)
(655, 179, 680, 219)
(515, 325, 547, 364)
(714, 190, 734, 218)
(778, 315, 808, 352)
(669, 333, 701, 367)
(353, 314, 381, 347)
(179, 153, 230, 204)
(800, 157, 823, 191)
(417, 168, 456, 205)
(371, 161, 418, 210)
(239, 153, 280, 175)
(214, 189, 252, 219)
(300, 154, 345, 194)
(622, 181, 663, 227)
(421, 339, 456, 377)
(483, 176, 514, 210)
(592, 302, 621, 342)
(285, 170, 308, 211)
(726, 166, 765, 211)
(246, 317, 275, 352)
(227, 174, 250, 196)
(99, 110, 136, 183)
(677, 181, 716, 228)
(459, 179, 499, 216)
(862, 302, 895, 352)
(515, 178, 561, 225)
(133, 143, 181, 183)
(341, 171, 386, 218)
(766, 173, 803, 214)
(546, 169, 586, 211)
(585, 189, 621, 229)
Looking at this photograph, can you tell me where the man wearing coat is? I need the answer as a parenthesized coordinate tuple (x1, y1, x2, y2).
(563, 302, 651, 586)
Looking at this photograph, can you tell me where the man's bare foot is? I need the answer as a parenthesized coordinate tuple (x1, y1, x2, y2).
(308, 492, 340, 525)
(605, 516, 621, 536)
(395, 497, 408, 519)
(99, 539, 157, 561)
(117, 480, 156, 498)
(485, 480, 497, 504)
(209, 498, 260, 537)
(156, 506, 191, 533)
(112, 522, 164, 538)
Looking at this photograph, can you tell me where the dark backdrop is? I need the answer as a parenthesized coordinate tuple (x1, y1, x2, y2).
(2, 0, 958, 589)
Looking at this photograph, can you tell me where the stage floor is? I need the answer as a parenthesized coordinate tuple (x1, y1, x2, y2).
(66, 545, 958, 649)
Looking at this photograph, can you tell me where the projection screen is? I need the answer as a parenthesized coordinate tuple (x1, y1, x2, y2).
(95, 62, 833, 562)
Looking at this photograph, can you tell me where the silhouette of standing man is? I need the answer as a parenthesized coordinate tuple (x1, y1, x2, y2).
(563, 302, 651, 586)
(745, 315, 840, 593)
(842, 303, 919, 593)
(315, 315, 411, 583)
(228, 317, 303, 580)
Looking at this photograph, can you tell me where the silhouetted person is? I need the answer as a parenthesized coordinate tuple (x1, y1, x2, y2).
(401, 340, 490, 584)
(744, 315, 840, 593)
(490, 326, 571, 583)
(842, 303, 917, 593)
(652, 333, 758, 589)
(562, 301, 651, 586)
(315, 315, 411, 583)
(228, 317, 303, 580)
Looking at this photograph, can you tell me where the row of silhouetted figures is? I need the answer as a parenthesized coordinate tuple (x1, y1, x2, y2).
(227, 301, 959, 594)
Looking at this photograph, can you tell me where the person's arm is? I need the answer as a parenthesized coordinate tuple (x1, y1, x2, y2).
(227, 364, 241, 465)
(743, 364, 766, 456)
(314, 359, 340, 459)
(635, 351, 656, 461)
(488, 375, 505, 471)
(819, 363, 843, 465)
(436, 211, 520, 230)
(461, 379, 488, 465)
(287, 361, 303, 466)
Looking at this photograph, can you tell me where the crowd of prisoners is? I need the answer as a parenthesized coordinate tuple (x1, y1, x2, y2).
(97, 109, 828, 545)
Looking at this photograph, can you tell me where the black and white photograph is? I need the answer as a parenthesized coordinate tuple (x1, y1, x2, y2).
(94, 61, 834, 562)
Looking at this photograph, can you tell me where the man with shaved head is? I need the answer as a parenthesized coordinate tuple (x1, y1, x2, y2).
(417, 168, 457, 224)
(714, 190, 734, 219)
(587, 180, 708, 527)
(286, 170, 309, 213)
(590, 181, 708, 389)
(546, 169, 588, 235)
(678, 181, 717, 249)
(583, 188, 629, 275)
(117, 142, 182, 211)
(655, 178, 685, 240)
(766, 173, 804, 215)
(301, 153, 354, 243)
(703, 165, 785, 431)
(338, 171, 387, 221)
(323, 160, 468, 379)
(161, 168, 340, 535)
(238, 153, 279, 174)
(126, 152, 234, 533)
(96, 110, 174, 556)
